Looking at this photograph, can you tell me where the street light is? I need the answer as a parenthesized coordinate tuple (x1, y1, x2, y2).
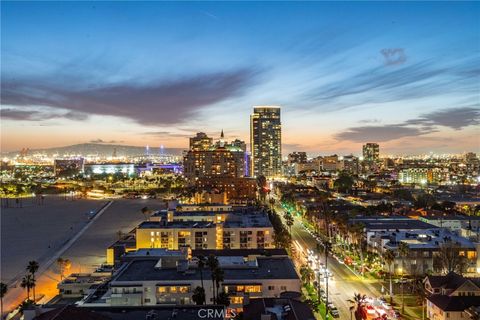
(398, 267, 405, 314)
(324, 240, 332, 320)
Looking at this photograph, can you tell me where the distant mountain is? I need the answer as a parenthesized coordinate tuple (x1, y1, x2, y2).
(2, 143, 185, 157)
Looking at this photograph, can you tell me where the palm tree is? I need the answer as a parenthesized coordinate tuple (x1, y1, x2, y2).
(1, 282, 8, 318)
(141, 207, 151, 221)
(216, 291, 230, 307)
(192, 286, 206, 305)
(398, 242, 410, 314)
(206, 255, 219, 304)
(383, 249, 395, 302)
(20, 274, 35, 301)
(26, 261, 39, 302)
(283, 212, 294, 235)
(197, 255, 206, 303)
(299, 265, 314, 284)
(348, 293, 367, 320)
(349, 223, 365, 275)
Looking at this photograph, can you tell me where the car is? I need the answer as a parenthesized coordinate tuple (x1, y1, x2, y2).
(330, 310, 340, 318)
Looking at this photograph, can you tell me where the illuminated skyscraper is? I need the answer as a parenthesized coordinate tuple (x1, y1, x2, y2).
(362, 143, 380, 162)
(250, 106, 282, 177)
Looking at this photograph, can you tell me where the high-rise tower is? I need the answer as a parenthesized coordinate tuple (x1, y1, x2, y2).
(250, 106, 282, 177)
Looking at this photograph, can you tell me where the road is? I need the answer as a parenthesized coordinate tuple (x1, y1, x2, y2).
(278, 205, 383, 319)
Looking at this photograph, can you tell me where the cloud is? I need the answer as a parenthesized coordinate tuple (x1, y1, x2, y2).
(335, 106, 478, 143)
(404, 107, 480, 130)
(380, 48, 407, 66)
(358, 118, 381, 124)
(142, 131, 193, 138)
(335, 125, 435, 143)
(89, 139, 124, 144)
(307, 58, 479, 110)
(1, 108, 87, 121)
(1, 68, 261, 125)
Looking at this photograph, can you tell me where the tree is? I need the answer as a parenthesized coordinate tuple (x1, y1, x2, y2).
(334, 172, 354, 194)
(26, 261, 39, 302)
(349, 223, 366, 274)
(383, 249, 395, 302)
(214, 267, 224, 303)
(299, 265, 314, 284)
(197, 255, 206, 303)
(1, 282, 7, 318)
(398, 242, 409, 313)
(192, 286, 206, 305)
(433, 242, 469, 275)
(216, 291, 230, 307)
(283, 213, 294, 235)
(20, 274, 35, 301)
(56, 258, 71, 280)
(348, 293, 367, 320)
(414, 193, 436, 209)
(206, 255, 219, 304)
(141, 207, 151, 221)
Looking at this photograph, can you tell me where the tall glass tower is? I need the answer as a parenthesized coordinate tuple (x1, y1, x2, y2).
(250, 106, 282, 177)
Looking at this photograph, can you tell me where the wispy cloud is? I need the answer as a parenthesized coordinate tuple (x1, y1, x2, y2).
(1, 108, 87, 121)
(89, 139, 124, 144)
(307, 58, 479, 111)
(1, 68, 262, 125)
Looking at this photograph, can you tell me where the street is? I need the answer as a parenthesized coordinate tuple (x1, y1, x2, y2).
(278, 204, 383, 319)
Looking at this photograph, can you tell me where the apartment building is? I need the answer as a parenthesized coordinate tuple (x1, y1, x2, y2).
(136, 206, 274, 250)
(104, 252, 300, 310)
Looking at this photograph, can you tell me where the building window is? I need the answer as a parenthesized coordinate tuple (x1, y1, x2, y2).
(157, 286, 166, 293)
(230, 296, 244, 304)
(245, 285, 261, 293)
(178, 286, 189, 293)
(281, 286, 287, 291)
(268, 286, 275, 290)
(144, 298, 151, 303)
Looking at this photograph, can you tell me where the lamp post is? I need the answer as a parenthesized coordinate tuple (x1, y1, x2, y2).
(399, 267, 405, 314)
(324, 240, 332, 320)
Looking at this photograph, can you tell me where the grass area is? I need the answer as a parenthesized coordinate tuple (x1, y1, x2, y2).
(302, 284, 336, 320)
(389, 294, 424, 320)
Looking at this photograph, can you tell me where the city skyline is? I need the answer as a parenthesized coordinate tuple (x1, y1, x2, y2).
(1, 2, 479, 155)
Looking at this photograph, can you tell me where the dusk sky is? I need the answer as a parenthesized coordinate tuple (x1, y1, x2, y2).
(1, 1, 479, 156)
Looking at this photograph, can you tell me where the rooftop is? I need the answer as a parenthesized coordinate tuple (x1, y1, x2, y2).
(350, 216, 437, 230)
(243, 298, 316, 320)
(428, 295, 480, 312)
(113, 256, 299, 283)
(32, 305, 225, 320)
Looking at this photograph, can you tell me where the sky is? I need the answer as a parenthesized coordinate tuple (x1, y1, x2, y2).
(1, 1, 479, 156)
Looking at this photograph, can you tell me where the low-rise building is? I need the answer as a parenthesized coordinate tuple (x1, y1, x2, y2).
(370, 228, 478, 276)
(425, 272, 480, 320)
(100, 252, 300, 311)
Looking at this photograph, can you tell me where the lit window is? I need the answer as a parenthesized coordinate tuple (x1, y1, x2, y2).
(157, 287, 166, 293)
(230, 296, 244, 304)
